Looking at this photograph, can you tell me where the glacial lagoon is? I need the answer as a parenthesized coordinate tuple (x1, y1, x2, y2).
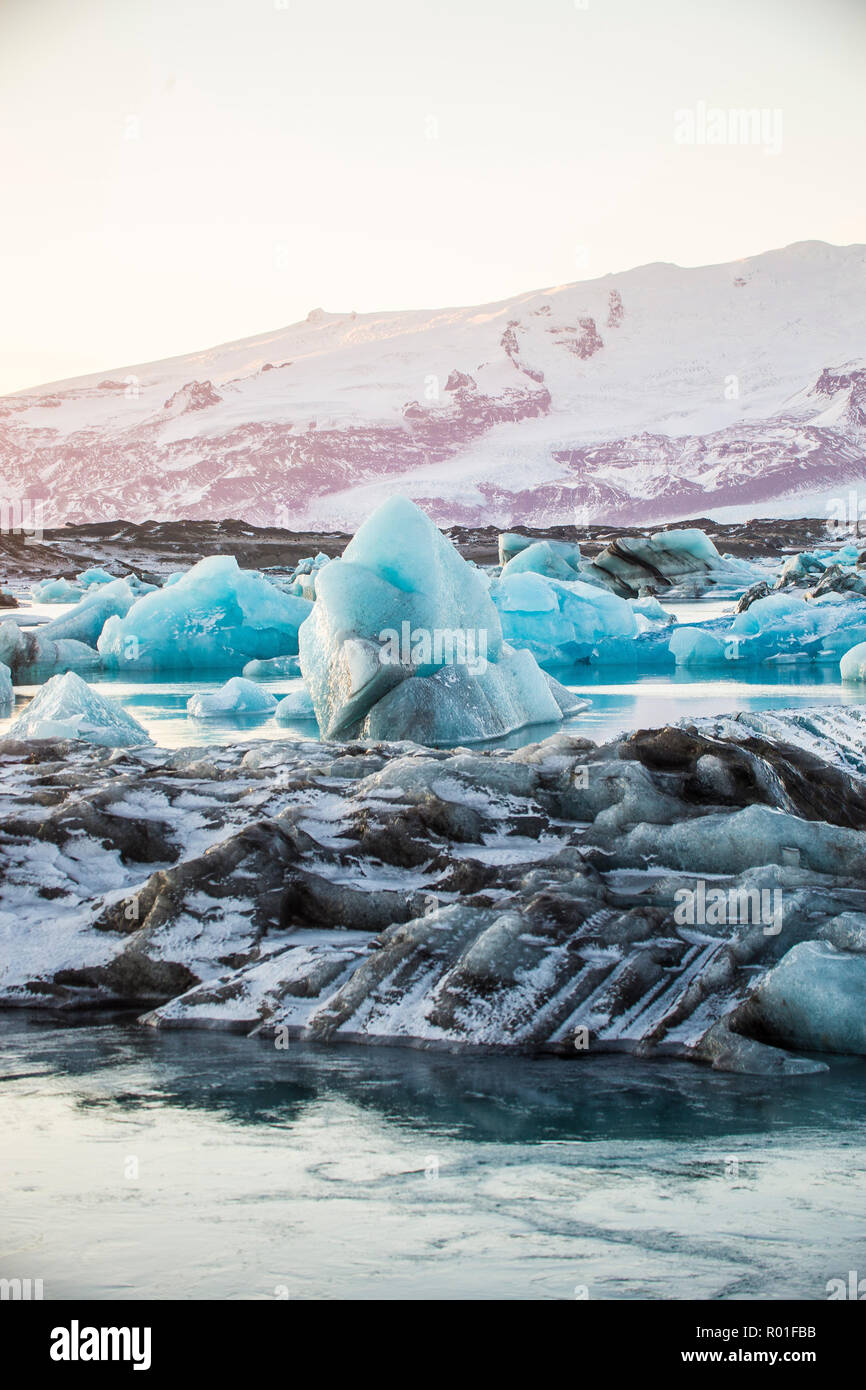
(4, 600, 866, 753)
(2, 1014, 866, 1301)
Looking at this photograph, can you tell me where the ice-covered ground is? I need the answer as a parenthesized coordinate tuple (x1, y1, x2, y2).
(2, 708, 866, 1074)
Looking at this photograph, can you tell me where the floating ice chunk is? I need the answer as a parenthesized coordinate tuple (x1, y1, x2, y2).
(76, 567, 116, 587)
(501, 539, 583, 582)
(745, 940, 866, 1056)
(299, 496, 583, 742)
(187, 676, 278, 718)
(242, 655, 301, 679)
(360, 647, 585, 744)
(840, 641, 866, 681)
(498, 532, 534, 566)
(0, 661, 11, 711)
(671, 590, 866, 667)
(98, 555, 313, 671)
(670, 626, 728, 666)
(775, 551, 827, 587)
(0, 620, 101, 677)
(30, 577, 83, 603)
(492, 570, 641, 666)
(285, 551, 332, 601)
(77, 566, 156, 595)
(630, 595, 672, 624)
(2, 671, 152, 747)
(274, 685, 316, 721)
(584, 528, 763, 599)
(39, 579, 137, 647)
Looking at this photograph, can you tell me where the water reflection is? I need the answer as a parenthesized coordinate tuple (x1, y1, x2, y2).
(7, 1016, 866, 1147)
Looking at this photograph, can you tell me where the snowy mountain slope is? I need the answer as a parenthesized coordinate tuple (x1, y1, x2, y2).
(2, 240, 865, 528)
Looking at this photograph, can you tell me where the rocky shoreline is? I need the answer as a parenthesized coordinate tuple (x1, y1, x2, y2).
(0, 515, 848, 589)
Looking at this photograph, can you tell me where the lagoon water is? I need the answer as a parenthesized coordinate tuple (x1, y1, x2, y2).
(4, 600, 866, 752)
(2, 1015, 865, 1300)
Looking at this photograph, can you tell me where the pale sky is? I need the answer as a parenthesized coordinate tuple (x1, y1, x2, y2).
(1, 0, 864, 394)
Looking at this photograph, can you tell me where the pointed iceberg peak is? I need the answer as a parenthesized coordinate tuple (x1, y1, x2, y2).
(3, 671, 152, 747)
(299, 494, 586, 744)
(340, 494, 474, 602)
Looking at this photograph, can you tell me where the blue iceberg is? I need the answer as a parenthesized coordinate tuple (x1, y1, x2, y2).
(187, 677, 278, 718)
(274, 685, 317, 721)
(39, 579, 137, 648)
(299, 496, 586, 743)
(491, 570, 672, 668)
(671, 591, 866, 668)
(242, 655, 301, 679)
(501, 539, 583, 582)
(98, 555, 313, 672)
(2, 671, 152, 747)
(30, 577, 84, 603)
(0, 621, 101, 678)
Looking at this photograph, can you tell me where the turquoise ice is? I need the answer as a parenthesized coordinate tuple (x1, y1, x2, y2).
(187, 676, 278, 718)
(98, 555, 313, 672)
(2, 671, 151, 747)
(40, 579, 138, 647)
(299, 496, 586, 742)
(671, 591, 866, 667)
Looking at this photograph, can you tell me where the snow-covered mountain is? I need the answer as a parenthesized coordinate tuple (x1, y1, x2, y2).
(3, 240, 865, 529)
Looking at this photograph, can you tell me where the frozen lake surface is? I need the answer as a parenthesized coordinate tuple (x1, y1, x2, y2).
(1, 1015, 865, 1301)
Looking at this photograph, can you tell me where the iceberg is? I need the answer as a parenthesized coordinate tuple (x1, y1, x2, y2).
(30, 577, 84, 603)
(671, 591, 866, 668)
(775, 551, 827, 587)
(242, 655, 301, 679)
(491, 569, 673, 668)
(498, 532, 534, 566)
(76, 567, 116, 587)
(741, 940, 866, 1056)
(0, 621, 101, 678)
(299, 495, 587, 742)
(284, 552, 333, 600)
(501, 538, 583, 582)
(583, 528, 763, 599)
(840, 642, 866, 681)
(39, 578, 137, 648)
(5, 701, 866, 1074)
(187, 677, 278, 718)
(2, 671, 152, 747)
(0, 661, 11, 711)
(75, 567, 157, 597)
(98, 555, 313, 672)
(274, 685, 317, 721)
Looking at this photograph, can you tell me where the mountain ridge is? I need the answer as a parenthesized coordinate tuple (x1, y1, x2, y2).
(2, 240, 865, 528)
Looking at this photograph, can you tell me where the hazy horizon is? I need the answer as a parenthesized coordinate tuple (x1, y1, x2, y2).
(2, 0, 864, 394)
